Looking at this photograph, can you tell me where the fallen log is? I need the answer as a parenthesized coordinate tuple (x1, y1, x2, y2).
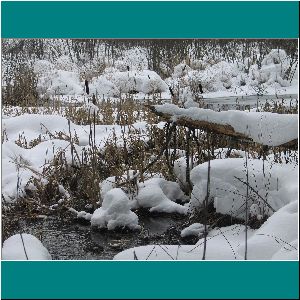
(146, 104, 298, 149)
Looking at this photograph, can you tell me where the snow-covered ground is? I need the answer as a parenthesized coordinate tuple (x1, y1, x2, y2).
(1, 42, 298, 260)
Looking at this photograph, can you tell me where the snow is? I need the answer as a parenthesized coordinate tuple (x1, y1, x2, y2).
(237, 201, 298, 260)
(166, 49, 298, 98)
(91, 70, 169, 96)
(90, 188, 140, 230)
(137, 178, 188, 214)
(173, 156, 195, 189)
(2, 139, 79, 201)
(100, 174, 188, 215)
(189, 158, 298, 219)
(2, 234, 52, 260)
(2, 113, 149, 202)
(114, 225, 255, 260)
(154, 104, 298, 146)
(181, 223, 205, 238)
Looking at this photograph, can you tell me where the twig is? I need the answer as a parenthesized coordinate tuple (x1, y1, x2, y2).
(20, 233, 29, 260)
(233, 176, 276, 213)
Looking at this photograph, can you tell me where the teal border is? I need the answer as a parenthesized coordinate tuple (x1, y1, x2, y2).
(1, 1, 299, 299)
(1, 1, 299, 38)
(1, 261, 299, 299)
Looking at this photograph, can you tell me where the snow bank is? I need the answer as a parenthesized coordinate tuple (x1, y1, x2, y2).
(137, 178, 188, 214)
(2, 114, 148, 147)
(190, 158, 298, 219)
(237, 201, 298, 260)
(2, 114, 149, 202)
(115, 205, 298, 260)
(91, 188, 140, 230)
(114, 201, 298, 260)
(114, 224, 255, 260)
(2, 140, 80, 202)
(154, 104, 298, 146)
(2, 234, 52, 260)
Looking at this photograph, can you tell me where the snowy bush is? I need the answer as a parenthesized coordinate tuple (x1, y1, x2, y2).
(173, 63, 192, 78)
(89, 76, 120, 97)
(90, 70, 168, 95)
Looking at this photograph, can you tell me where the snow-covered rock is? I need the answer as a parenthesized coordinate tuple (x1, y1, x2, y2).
(137, 178, 188, 214)
(91, 188, 140, 231)
(2, 234, 52, 260)
(181, 223, 205, 238)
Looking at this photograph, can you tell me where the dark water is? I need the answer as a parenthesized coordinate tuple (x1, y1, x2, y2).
(15, 214, 186, 260)
(160, 93, 297, 111)
(202, 93, 297, 111)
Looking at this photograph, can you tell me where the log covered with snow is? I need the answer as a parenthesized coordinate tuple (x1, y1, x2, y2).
(147, 104, 298, 147)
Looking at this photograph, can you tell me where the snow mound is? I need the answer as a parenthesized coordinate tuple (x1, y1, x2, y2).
(190, 158, 298, 219)
(154, 104, 298, 146)
(2, 234, 52, 260)
(181, 223, 205, 238)
(137, 178, 188, 214)
(91, 188, 141, 231)
(237, 201, 298, 260)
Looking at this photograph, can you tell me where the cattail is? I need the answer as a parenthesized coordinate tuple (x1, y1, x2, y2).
(169, 87, 175, 97)
(85, 79, 89, 95)
(199, 82, 204, 94)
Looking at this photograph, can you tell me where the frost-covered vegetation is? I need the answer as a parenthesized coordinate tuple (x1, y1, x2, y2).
(1, 39, 298, 260)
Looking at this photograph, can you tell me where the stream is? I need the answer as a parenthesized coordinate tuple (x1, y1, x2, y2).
(14, 213, 188, 260)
